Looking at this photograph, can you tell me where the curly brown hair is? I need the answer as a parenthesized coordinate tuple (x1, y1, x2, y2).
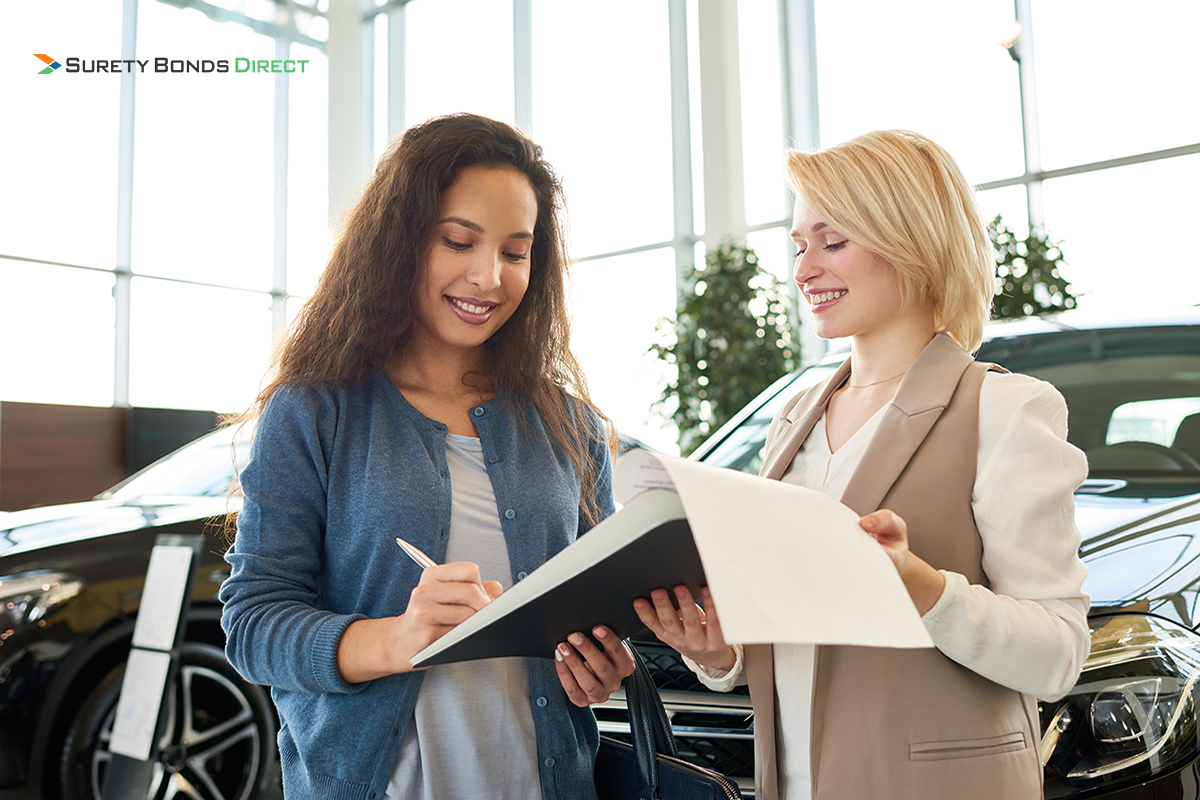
(237, 113, 611, 524)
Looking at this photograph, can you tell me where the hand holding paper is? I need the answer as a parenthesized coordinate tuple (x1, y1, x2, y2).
(858, 508, 948, 616)
(618, 448, 933, 650)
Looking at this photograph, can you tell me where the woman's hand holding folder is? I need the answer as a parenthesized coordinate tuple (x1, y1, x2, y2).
(634, 586, 737, 673)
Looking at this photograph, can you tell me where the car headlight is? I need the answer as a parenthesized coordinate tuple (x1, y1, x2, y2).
(1041, 614, 1200, 799)
(0, 571, 84, 633)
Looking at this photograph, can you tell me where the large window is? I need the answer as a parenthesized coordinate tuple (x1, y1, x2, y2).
(7, 0, 1198, 450)
(3, 0, 328, 413)
(1033, 0, 1200, 170)
(1, 1, 122, 271)
(532, 1, 676, 258)
(0, 260, 116, 407)
(531, 1, 678, 449)
(814, 0, 1026, 185)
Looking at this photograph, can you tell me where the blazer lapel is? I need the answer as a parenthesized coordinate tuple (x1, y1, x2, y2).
(759, 359, 852, 481)
(838, 333, 973, 515)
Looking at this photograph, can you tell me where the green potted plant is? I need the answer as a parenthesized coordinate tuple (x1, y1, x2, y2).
(989, 215, 1079, 320)
(650, 242, 799, 455)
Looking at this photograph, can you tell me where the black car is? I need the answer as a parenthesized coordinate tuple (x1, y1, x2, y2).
(5, 309, 1200, 799)
(0, 429, 273, 800)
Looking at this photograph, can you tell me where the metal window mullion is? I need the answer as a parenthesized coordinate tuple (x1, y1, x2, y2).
(272, 15, 291, 341)
(513, 0, 533, 132)
(156, 0, 326, 50)
(779, 0, 822, 360)
(114, 0, 139, 409)
(779, 0, 819, 153)
(668, 0, 695, 298)
(360, 9, 375, 175)
(388, 3, 405, 137)
(1013, 0, 1044, 233)
(978, 142, 1200, 192)
(0, 253, 276, 295)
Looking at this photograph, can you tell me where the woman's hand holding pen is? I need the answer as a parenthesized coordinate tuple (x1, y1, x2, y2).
(399, 561, 504, 652)
(336, 561, 502, 683)
(859, 509, 946, 615)
(634, 586, 736, 673)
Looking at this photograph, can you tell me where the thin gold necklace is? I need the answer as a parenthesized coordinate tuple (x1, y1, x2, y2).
(846, 370, 905, 389)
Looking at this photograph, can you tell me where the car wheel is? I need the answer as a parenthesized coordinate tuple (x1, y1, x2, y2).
(59, 642, 277, 800)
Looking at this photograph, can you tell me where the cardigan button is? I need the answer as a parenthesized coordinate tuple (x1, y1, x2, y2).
(504, 508, 516, 519)
(543, 757, 555, 768)
(488, 455, 499, 463)
(517, 571, 528, 580)
(536, 696, 548, 707)
(473, 407, 484, 417)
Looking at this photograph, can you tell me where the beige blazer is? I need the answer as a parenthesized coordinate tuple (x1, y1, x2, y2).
(746, 333, 1042, 800)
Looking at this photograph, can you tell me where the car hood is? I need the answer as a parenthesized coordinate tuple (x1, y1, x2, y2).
(1076, 482, 1200, 628)
(5, 482, 1200, 625)
(0, 496, 235, 557)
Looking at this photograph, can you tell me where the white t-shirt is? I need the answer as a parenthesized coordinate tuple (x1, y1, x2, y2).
(386, 433, 542, 800)
(689, 371, 1091, 800)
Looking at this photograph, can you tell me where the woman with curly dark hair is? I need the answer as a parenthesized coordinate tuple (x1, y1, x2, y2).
(220, 113, 633, 800)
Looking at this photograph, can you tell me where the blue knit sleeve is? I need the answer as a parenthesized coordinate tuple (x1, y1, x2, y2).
(220, 385, 366, 696)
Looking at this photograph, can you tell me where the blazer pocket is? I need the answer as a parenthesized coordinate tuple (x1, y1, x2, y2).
(910, 732, 1028, 762)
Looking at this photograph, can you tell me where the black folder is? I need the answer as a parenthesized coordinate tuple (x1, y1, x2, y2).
(410, 490, 706, 667)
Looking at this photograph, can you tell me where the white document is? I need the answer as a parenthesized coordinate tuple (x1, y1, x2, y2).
(108, 648, 172, 761)
(131, 545, 193, 651)
(614, 448, 933, 649)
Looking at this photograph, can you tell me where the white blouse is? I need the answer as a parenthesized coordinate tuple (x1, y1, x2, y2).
(687, 371, 1091, 800)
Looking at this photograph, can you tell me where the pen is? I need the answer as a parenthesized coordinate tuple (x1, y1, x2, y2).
(396, 537, 438, 569)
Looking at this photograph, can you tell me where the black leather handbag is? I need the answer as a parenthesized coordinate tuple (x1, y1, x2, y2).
(595, 647, 743, 800)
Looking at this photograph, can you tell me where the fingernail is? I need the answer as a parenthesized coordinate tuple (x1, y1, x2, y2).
(558, 642, 571, 656)
(593, 626, 607, 639)
(555, 648, 563, 662)
(569, 632, 584, 646)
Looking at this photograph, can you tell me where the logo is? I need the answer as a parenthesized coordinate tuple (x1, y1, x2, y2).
(34, 54, 61, 74)
(31, 54, 312, 76)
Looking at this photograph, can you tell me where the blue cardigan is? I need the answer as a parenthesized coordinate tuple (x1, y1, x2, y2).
(219, 372, 614, 800)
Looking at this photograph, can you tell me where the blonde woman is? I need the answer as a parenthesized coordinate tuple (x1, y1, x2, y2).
(636, 130, 1089, 800)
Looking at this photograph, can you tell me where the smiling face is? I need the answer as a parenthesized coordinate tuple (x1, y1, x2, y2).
(790, 198, 915, 345)
(409, 165, 538, 362)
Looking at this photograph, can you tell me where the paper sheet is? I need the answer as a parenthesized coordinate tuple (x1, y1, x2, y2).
(131, 545, 193, 651)
(614, 448, 933, 649)
(109, 648, 171, 761)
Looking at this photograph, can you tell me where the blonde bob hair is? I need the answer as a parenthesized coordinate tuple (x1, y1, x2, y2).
(785, 130, 994, 352)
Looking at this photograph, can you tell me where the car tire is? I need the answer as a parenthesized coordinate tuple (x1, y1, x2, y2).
(59, 642, 277, 800)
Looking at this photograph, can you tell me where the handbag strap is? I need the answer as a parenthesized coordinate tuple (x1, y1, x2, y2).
(623, 644, 679, 798)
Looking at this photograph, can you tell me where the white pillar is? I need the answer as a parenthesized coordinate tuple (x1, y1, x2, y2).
(696, 0, 747, 248)
(327, 0, 368, 223)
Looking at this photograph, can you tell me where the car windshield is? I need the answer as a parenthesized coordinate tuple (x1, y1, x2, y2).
(701, 324, 1200, 478)
(695, 362, 842, 474)
(979, 326, 1200, 476)
(100, 426, 249, 501)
